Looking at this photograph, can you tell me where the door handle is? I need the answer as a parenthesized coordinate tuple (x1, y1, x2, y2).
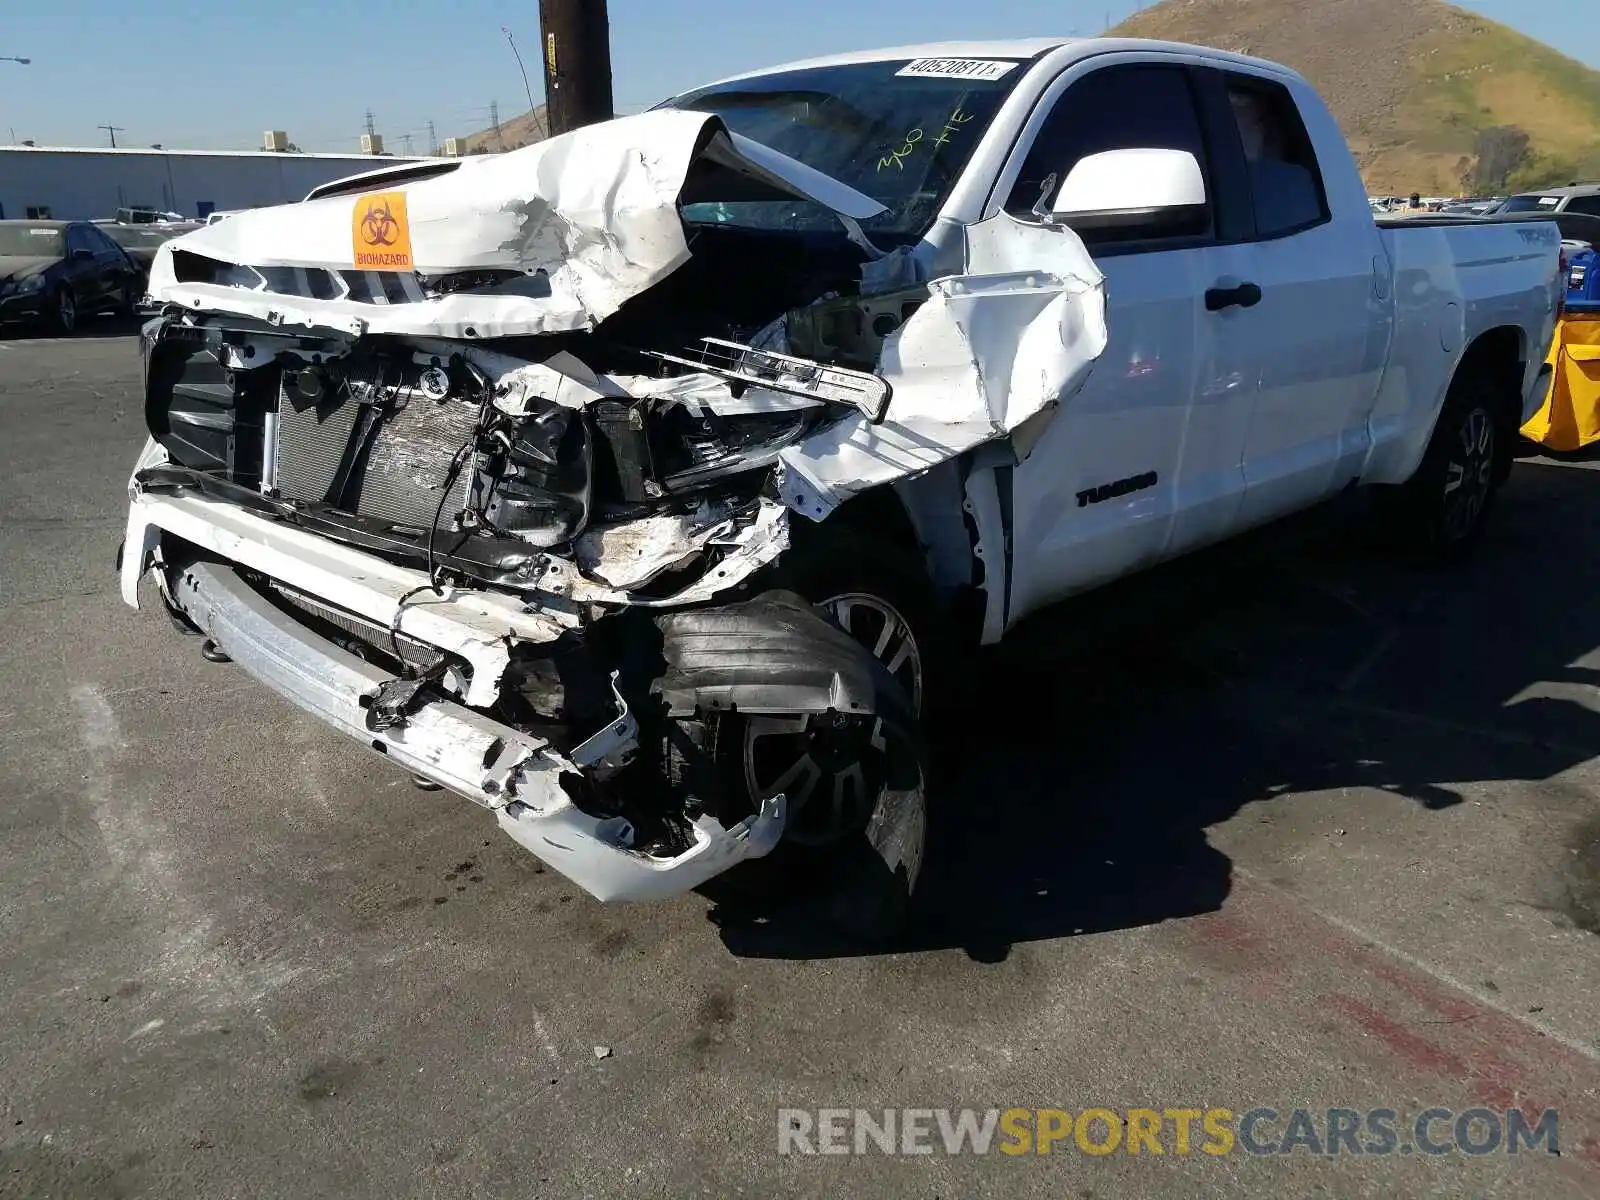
(1204, 281, 1263, 311)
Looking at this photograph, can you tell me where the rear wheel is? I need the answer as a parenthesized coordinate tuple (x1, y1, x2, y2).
(1379, 374, 1512, 561)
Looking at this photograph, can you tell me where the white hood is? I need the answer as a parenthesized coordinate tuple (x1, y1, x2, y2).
(145, 109, 888, 339)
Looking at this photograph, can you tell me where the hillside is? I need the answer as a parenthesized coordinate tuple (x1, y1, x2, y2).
(1110, 0, 1600, 194)
(462, 105, 549, 154)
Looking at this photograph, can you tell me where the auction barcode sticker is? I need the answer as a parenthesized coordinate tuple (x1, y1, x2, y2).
(895, 58, 1020, 81)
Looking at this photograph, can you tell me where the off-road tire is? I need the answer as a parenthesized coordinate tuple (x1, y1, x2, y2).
(1378, 373, 1514, 563)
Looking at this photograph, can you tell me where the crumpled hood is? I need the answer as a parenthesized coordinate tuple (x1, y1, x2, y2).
(144, 109, 888, 339)
(0, 257, 57, 284)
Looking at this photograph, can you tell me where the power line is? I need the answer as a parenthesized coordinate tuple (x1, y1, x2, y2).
(502, 26, 538, 115)
(97, 122, 125, 148)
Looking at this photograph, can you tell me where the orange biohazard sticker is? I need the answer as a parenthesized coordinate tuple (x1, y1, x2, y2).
(351, 191, 413, 269)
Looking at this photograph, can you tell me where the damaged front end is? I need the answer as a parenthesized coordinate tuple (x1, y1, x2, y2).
(123, 105, 1104, 911)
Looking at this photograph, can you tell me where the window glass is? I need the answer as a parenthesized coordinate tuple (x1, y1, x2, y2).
(64, 226, 89, 255)
(1564, 195, 1600, 217)
(1496, 194, 1555, 214)
(1004, 65, 1212, 243)
(669, 58, 1026, 242)
(0, 224, 63, 255)
(1224, 75, 1328, 237)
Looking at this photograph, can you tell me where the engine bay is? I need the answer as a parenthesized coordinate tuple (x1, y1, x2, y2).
(138, 225, 912, 609)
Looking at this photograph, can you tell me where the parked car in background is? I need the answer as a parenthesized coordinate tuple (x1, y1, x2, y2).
(204, 210, 251, 225)
(1495, 182, 1600, 217)
(101, 221, 202, 280)
(0, 220, 142, 332)
(112, 206, 189, 225)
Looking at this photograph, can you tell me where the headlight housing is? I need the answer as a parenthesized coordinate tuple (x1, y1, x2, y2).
(650, 402, 824, 492)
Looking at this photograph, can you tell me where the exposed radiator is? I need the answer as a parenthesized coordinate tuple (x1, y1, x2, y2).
(274, 392, 358, 503)
(270, 373, 476, 530)
(345, 388, 477, 529)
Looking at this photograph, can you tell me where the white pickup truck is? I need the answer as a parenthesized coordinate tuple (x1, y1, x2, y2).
(121, 38, 1562, 936)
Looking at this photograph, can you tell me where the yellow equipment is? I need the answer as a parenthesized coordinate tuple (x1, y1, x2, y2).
(1521, 316, 1600, 451)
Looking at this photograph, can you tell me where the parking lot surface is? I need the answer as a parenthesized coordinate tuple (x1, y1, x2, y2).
(1, 325, 1597, 1198)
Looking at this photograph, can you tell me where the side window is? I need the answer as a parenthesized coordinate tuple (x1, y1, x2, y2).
(64, 226, 89, 256)
(1223, 74, 1328, 238)
(1004, 64, 1212, 245)
(88, 227, 120, 254)
(1565, 195, 1600, 217)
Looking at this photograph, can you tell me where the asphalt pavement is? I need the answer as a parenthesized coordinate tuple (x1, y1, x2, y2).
(1, 319, 1597, 1199)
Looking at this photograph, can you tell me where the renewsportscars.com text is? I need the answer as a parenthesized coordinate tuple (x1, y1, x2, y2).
(777, 1106, 1559, 1157)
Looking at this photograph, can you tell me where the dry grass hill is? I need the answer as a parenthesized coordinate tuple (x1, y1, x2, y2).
(1111, 0, 1600, 194)
(461, 105, 549, 154)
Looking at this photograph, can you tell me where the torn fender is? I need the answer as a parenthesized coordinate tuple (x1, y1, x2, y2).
(145, 110, 887, 339)
(777, 222, 1107, 519)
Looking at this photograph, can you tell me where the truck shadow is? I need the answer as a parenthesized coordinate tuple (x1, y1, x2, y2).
(707, 458, 1600, 961)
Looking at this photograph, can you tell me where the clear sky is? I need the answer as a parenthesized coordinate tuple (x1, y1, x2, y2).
(0, 0, 1589, 153)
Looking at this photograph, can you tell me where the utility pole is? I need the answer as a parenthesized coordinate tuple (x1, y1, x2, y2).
(538, 0, 614, 136)
(97, 123, 125, 148)
(400, 132, 413, 154)
(426, 119, 438, 155)
(489, 99, 502, 149)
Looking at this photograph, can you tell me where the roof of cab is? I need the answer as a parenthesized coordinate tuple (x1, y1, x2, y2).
(688, 37, 1308, 94)
(1522, 182, 1600, 198)
(697, 38, 1077, 88)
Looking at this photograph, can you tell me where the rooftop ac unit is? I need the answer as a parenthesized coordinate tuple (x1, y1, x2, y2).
(263, 130, 289, 152)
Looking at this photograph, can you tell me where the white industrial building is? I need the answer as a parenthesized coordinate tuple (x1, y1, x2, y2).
(0, 141, 453, 222)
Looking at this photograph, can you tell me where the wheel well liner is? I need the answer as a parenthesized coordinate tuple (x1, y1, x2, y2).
(1449, 325, 1526, 483)
(1452, 325, 1525, 416)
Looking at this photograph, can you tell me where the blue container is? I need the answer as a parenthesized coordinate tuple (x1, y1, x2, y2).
(1568, 244, 1600, 313)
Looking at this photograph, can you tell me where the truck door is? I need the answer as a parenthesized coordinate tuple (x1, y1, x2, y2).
(995, 60, 1256, 625)
(1210, 69, 1388, 527)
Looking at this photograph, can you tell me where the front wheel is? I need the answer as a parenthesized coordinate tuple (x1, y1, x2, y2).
(50, 285, 77, 335)
(719, 529, 944, 941)
(1378, 375, 1511, 562)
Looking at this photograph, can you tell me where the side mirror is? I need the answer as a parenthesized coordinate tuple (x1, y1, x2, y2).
(1040, 148, 1208, 235)
(70, 247, 93, 261)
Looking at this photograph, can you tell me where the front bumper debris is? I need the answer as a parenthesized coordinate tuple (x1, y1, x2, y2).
(163, 556, 786, 902)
